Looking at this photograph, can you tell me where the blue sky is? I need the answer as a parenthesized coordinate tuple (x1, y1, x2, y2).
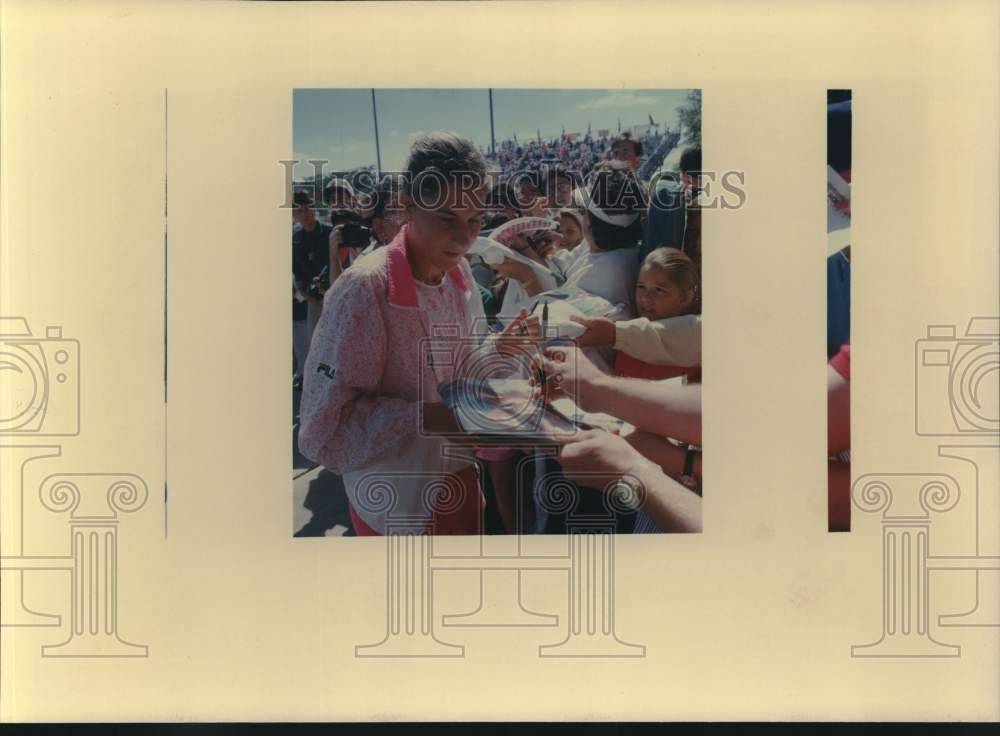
(292, 88, 692, 177)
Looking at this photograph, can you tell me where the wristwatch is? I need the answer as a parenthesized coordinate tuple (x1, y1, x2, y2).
(614, 473, 643, 508)
(613, 457, 660, 509)
(679, 444, 698, 490)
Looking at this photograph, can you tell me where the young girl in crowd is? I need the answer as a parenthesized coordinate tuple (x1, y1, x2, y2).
(556, 208, 584, 251)
(612, 247, 701, 382)
(298, 132, 539, 537)
(532, 249, 704, 534)
(601, 247, 702, 532)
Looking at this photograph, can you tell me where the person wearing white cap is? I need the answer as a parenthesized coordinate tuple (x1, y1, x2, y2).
(560, 160, 645, 314)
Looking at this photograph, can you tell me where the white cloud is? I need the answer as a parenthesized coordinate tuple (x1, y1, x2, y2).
(578, 91, 659, 111)
(327, 140, 367, 155)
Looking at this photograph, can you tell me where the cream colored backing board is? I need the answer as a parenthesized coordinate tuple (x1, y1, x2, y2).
(1, 0, 997, 724)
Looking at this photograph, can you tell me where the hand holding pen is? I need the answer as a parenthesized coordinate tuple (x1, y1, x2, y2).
(496, 307, 540, 357)
(535, 300, 549, 404)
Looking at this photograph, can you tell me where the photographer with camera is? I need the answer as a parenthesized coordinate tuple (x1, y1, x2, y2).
(323, 176, 406, 287)
(326, 208, 373, 290)
(292, 190, 333, 379)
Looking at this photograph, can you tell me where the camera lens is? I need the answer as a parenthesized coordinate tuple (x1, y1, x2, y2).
(0, 348, 44, 428)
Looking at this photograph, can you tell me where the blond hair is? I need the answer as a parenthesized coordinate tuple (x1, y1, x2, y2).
(642, 247, 700, 314)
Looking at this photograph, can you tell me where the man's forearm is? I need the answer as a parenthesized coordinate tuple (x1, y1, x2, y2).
(585, 375, 702, 446)
(635, 462, 701, 533)
(626, 429, 702, 485)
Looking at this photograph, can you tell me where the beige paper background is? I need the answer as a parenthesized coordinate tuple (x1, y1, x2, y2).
(1, 0, 997, 722)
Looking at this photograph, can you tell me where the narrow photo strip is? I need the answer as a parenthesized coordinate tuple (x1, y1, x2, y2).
(827, 89, 851, 531)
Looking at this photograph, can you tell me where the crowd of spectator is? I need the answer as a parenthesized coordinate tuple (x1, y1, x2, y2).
(291, 124, 714, 536)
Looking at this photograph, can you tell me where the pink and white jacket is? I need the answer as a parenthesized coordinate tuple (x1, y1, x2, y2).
(298, 225, 489, 533)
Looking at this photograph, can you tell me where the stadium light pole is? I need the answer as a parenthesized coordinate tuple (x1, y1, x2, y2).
(371, 88, 383, 180)
(489, 88, 496, 156)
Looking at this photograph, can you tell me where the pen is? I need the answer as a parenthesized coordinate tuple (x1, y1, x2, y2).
(537, 300, 548, 403)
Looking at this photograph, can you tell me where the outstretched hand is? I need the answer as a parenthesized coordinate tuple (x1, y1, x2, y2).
(530, 345, 605, 410)
(570, 314, 616, 348)
(555, 429, 656, 491)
